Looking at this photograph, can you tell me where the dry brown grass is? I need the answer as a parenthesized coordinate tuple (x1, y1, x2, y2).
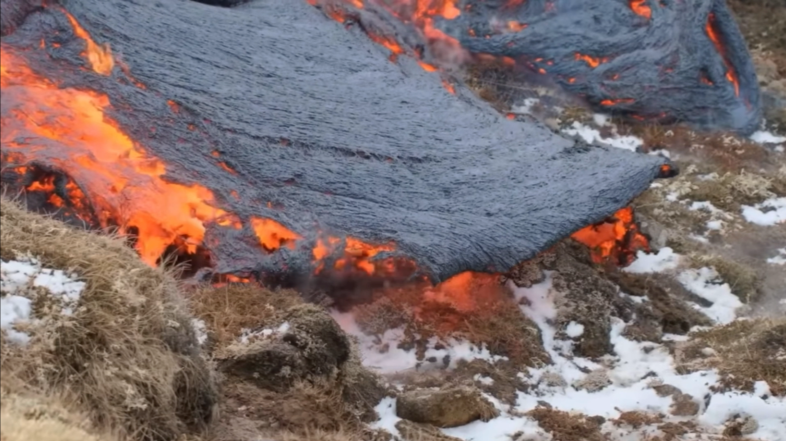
(676, 318, 786, 396)
(188, 283, 303, 351)
(187, 283, 389, 441)
(0, 389, 117, 441)
(0, 197, 217, 441)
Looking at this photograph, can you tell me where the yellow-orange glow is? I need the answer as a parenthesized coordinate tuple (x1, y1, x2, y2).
(63, 10, 114, 75)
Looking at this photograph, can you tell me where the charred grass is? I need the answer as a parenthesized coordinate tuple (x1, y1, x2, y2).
(0, 197, 217, 441)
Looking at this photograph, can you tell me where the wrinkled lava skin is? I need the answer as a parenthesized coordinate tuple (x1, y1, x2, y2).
(341, 0, 761, 135)
(1, 0, 668, 283)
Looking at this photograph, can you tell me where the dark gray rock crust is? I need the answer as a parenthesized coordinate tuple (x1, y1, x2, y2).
(1, 0, 667, 283)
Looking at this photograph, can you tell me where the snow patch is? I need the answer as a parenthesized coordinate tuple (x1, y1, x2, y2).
(741, 197, 786, 226)
(1, 258, 85, 345)
(750, 130, 786, 145)
(562, 121, 643, 151)
(238, 321, 291, 344)
(0, 295, 33, 345)
(767, 248, 786, 265)
(677, 268, 742, 324)
(332, 311, 506, 374)
(565, 321, 585, 338)
(624, 248, 681, 274)
(191, 319, 209, 345)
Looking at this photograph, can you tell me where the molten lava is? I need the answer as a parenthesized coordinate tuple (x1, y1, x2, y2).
(570, 207, 649, 265)
(317, 0, 466, 72)
(63, 10, 114, 75)
(1, 23, 406, 277)
(2, 6, 656, 315)
(629, 0, 652, 20)
(705, 13, 740, 97)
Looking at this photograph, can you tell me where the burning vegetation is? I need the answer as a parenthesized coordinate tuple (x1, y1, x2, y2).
(1, 0, 671, 303)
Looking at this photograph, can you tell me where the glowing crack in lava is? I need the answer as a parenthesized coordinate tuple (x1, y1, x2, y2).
(315, 0, 466, 71)
(705, 13, 740, 97)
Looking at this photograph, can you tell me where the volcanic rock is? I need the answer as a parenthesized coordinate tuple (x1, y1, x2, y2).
(442, 0, 762, 135)
(0, 0, 670, 284)
(396, 386, 499, 428)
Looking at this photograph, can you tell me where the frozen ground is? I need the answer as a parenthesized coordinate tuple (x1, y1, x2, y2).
(1, 257, 85, 345)
(334, 243, 786, 440)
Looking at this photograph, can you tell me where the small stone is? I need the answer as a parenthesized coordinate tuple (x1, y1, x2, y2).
(670, 393, 699, 416)
(396, 386, 499, 428)
(573, 369, 611, 392)
(652, 384, 682, 397)
(540, 372, 567, 388)
(724, 414, 759, 437)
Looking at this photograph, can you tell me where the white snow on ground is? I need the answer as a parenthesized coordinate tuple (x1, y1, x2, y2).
(741, 197, 786, 226)
(370, 397, 401, 437)
(564, 321, 585, 338)
(332, 311, 507, 374)
(678, 267, 742, 324)
(623, 247, 681, 274)
(362, 247, 786, 441)
(191, 318, 209, 345)
(238, 321, 290, 344)
(0, 295, 33, 345)
(767, 248, 786, 265)
(750, 130, 786, 145)
(510, 98, 541, 116)
(0, 258, 85, 345)
(562, 120, 643, 151)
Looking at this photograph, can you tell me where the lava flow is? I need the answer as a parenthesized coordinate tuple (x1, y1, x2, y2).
(0, 11, 403, 277)
(2, 7, 652, 306)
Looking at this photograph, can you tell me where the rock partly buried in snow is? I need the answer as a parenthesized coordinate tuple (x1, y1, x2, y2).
(670, 393, 700, 417)
(724, 414, 760, 437)
(216, 304, 350, 391)
(573, 369, 612, 393)
(396, 386, 499, 428)
(395, 420, 463, 441)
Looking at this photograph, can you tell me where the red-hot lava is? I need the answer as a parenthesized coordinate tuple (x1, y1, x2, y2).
(1, 8, 652, 309)
(705, 13, 740, 97)
(313, 0, 745, 122)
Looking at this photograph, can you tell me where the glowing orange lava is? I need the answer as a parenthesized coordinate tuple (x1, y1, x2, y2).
(629, 0, 652, 20)
(321, 0, 465, 73)
(63, 10, 114, 75)
(574, 53, 609, 68)
(570, 207, 649, 264)
(600, 98, 634, 106)
(705, 13, 740, 97)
